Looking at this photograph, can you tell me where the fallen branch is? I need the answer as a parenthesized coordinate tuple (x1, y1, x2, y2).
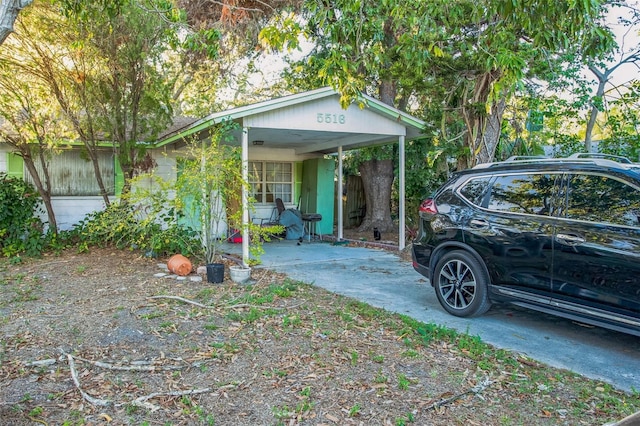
(424, 377, 493, 411)
(129, 388, 212, 412)
(63, 351, 212, 411)
(66, 354, 112, 407)
(150, 294, 303, 311)
(148, 295, 214, 309)
(70, 354, 185, 372)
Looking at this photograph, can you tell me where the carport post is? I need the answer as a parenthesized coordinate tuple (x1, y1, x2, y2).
(337, 145, 344, 241)
(399, 135, 405, 250)
(241, 127, 250, 267)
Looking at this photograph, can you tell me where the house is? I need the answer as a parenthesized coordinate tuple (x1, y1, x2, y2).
(1, 87, 425, 263)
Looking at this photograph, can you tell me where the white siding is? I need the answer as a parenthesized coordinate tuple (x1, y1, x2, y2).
(39, 196, 111, 231)
(244, 97, 407, 136)
(0, 143, 9, 172)
(248, 146, 316, 162)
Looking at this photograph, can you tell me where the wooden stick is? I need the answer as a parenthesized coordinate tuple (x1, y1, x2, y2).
(148, 295, 213, 309)
(66, 354, 112, 407)
(424, 377, 492, 411)
(129, 388, 212, 412)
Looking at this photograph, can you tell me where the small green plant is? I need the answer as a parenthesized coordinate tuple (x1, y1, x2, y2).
(296, 386, 313, 414)
(272, 404, 293, 420)
(457, 333, 486, 359)
(270, 280, 301, 297)
(125, 403, 139, 415)
(401, 349, 419, 358)
(395, 412, 415, 425)
(265, 369, 288, 378)
(397, 374, 411, 390)
(349, 403, 361, 417)
(225, 307, 266, 323)
(374, 370, 388, 384)
(350, 350, 359, 366)
(282, 314, 301, 328)
(29, 406, 43, 417)
(338, 310, 354, 322)
(159, 321, 175, 329)
(346, 300, 384, 320)
(11, 280, 41, 303)
(140, 311, 165, 320)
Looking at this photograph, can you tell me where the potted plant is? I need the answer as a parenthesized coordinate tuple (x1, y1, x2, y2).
(176, 124, 242, 283)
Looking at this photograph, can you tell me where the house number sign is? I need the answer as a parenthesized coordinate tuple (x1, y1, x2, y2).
(316, 113, 346, 124)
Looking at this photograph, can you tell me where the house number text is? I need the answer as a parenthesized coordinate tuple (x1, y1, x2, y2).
(317, 113, 346, 124)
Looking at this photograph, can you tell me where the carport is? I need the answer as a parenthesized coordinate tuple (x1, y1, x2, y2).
(157, 87, 426, 266)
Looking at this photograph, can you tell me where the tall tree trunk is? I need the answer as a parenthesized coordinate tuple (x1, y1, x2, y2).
(475, 97, 507, 165)
(357, 159, 395, 233)
(22, 155, 57, 233)
(585, 66, 609, 153)
(3, 133, 58, 233)
(27, 38, 111, 206)
(460, 70, 505, 168)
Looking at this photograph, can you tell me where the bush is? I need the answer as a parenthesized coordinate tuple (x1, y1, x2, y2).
(0, 173, 46, 257)
(67, 201, 200, 258)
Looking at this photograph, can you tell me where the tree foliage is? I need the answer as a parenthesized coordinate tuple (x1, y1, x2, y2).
(59, 0, 180, 192)
(257, 0, 618, 232)
(263, 0, 615, 167)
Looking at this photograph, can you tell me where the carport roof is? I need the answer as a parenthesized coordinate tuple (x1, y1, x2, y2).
(156, 87, 425, 154)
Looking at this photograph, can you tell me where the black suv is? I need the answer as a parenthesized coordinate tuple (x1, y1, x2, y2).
(411, 154, 640, 336)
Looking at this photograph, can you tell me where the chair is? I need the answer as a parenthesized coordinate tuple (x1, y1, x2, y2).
(260, 198, 287, 240)
(261, 198, 285, 225)
(275, 198, 286, 220)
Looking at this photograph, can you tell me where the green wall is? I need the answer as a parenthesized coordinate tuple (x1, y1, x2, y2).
(7, 152, 24, 178)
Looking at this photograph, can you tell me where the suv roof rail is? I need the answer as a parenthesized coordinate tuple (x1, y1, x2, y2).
(568, 152, 632, 163)
(504, 155, 547, 161)
(473, 156, 631, 170)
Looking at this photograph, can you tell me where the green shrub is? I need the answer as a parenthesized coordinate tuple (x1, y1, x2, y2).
(67, 202, 200, 258)
(0, 173, 46, 257)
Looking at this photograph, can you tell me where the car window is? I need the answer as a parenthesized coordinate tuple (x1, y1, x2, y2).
(566, 174, 640, 227)
(486, 173, 557, 216)
(459, 177, 492, 207)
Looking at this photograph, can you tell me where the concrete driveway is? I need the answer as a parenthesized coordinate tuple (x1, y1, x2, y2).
(225, 239, 640, 393)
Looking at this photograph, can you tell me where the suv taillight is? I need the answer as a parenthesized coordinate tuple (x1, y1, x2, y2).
(419, 198, 438, 214)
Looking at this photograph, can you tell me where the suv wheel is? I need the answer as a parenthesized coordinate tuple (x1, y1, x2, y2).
(433, 250, 491, 317)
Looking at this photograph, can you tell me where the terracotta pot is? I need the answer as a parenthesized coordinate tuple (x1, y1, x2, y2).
(167, 254, 192, 276)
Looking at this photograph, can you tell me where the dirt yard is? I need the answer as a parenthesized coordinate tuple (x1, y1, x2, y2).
(0, 238, 637, 425)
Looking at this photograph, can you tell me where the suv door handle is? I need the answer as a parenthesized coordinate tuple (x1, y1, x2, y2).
(469, 219, 489, 228)
(555, 233, 585, 245)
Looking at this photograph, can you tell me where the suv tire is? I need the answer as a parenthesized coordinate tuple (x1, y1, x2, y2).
(433, 250, 491, 317)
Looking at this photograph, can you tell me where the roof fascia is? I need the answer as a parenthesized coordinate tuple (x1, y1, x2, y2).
(155, 87, 338, 148)
(154, 87, 426, 148)
(357, 92, 426, 133)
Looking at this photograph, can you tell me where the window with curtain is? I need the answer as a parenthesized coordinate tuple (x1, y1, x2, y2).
(25, 149, 115, 196)
(248, 161, 293, 204)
